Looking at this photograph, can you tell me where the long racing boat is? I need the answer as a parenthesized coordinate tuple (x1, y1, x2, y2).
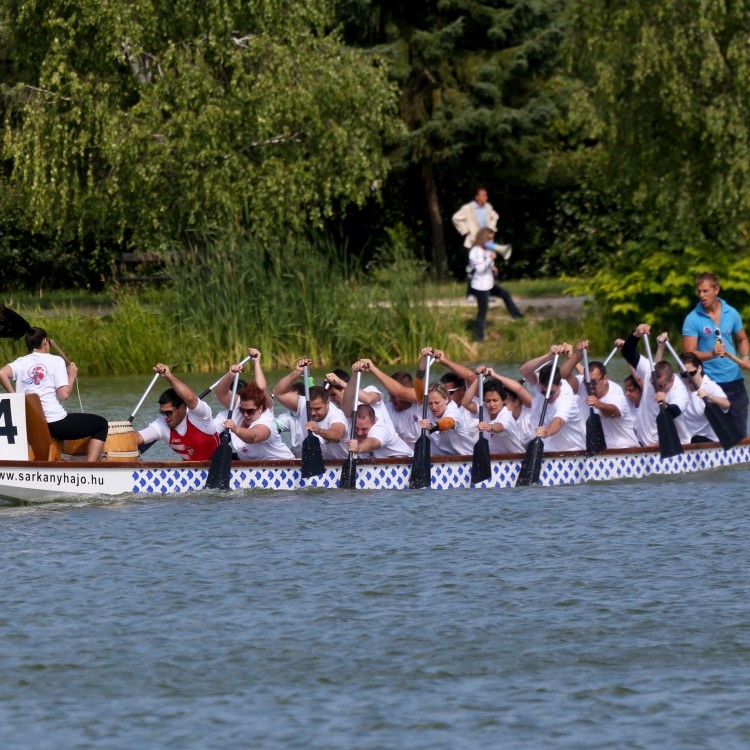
(1, 392, 748, 504)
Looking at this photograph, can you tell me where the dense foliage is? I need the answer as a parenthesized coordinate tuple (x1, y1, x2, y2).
(337, 0, 568, 278)
(0, 0, 395, 280)
(1, 0, 750, 341)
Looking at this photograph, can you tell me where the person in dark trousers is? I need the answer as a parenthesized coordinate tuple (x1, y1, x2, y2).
(467, 228, 523, 342)
(682, 272, 749, 438)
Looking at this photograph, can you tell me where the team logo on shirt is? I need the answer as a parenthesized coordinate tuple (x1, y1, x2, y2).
(703, 326, 713, 335)
(22, 365, 47, 386)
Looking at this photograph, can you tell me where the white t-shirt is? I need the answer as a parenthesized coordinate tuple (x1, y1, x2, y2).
(294, 395, 348, 459)
(275, 411, 304, 457)
(8, 352, 68, 422)
(468, 245, 495, 291)
(361, 385, 394, 429)
(576, 375, 639, 449)
(516, 404, 535, 449)
(633, 356, 690, 445)
(386, 401, 423, 449)
(140, 399, 216, 445)
(681, 374, 728, 442)
(428, 400, 478, 456)
(529, 379, 585, 452)
(357, 417, 412, 458)
(482, 406, 526, 453)
(214, 406, 294, 460)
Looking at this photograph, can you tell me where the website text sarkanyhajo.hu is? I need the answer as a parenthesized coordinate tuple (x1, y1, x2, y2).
(0, 471, 104, 487)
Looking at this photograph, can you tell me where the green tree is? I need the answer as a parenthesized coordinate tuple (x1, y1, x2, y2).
(337, 0, 566, 278)
(567, 0, 750, 244)
(0, 0, 397, 274)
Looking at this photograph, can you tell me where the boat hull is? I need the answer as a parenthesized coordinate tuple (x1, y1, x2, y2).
(1, 440, 749, 503)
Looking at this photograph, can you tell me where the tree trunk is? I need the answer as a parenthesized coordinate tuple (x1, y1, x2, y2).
(421, 155, 448, 279)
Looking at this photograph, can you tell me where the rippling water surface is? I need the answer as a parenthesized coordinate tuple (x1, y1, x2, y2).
(2, 375, 750, 748)
(2, 473, 750, 749)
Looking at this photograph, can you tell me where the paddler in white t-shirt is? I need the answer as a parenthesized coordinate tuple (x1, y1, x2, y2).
(346, 403, 412, 459)
(520, 345, 586, 452)
(348, 358, 422, 449)
(273, 358, 348, 459)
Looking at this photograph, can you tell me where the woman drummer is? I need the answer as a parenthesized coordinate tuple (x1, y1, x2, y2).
(0, 327, 108, 462)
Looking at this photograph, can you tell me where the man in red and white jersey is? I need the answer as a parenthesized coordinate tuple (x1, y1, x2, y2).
(136, 363, 220, 460)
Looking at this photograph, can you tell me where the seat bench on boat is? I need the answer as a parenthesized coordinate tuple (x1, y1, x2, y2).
(25, 394, 62, 461)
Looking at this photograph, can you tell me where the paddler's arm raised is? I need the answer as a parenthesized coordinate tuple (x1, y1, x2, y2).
(248, 349, 274, 409)
(273, 358, 310, 411)
(486, 368, 533, 408)
(414, 348, 433, 402)
(431, 349, 477, 389)
(355, 359, 417, 403)
(622, 324, 650, 370)
(520, 344, 568, 387)
(153, 363, 199, 409)
(558, 341, 585, 394)
(215, 364, 245, 408)
(461, 370, 482, 415)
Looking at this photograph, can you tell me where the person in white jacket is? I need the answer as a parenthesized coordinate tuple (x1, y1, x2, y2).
(452, 187, 512, 300)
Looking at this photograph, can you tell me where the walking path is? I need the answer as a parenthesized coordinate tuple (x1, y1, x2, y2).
(428, 294, 589, 319)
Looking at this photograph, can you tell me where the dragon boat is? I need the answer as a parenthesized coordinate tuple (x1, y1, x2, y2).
(1, 393, 749, 504)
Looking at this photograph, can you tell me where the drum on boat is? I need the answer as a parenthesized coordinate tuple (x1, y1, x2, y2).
(62, 421, 139, 462)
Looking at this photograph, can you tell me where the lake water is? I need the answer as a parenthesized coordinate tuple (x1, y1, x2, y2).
(1, 374, 749, 748)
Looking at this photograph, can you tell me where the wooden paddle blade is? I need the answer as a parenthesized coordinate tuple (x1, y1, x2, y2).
(301, 433, 325, 478)
(656, 408, 684, 459)
(585, 412, 607, 456)
(205, 436, 233, 490)
(409, 433, 431, 489)
(516, 437, 544, 486)
(704, 401, 742, 450)
(0, 304, 31, 339)
(339, 454, 357, 489)
(470, 434, 492, 484)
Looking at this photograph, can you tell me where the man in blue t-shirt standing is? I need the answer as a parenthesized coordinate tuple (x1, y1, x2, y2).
(682, 272, 750, 437)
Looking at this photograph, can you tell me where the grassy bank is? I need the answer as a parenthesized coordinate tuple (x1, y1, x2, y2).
(0, 234, 597, 374)
(0, 288, 605, 376)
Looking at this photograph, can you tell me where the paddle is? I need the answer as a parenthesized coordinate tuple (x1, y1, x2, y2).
(197, 353, 255, 400)
(301, 364, 325, 478)
(602, 343, 621, 368)
(516, 353, 559, 487)
(582, 348, 606, 456)
(663, 339, 741, 450)
(0, 304, 71, 362)
(128, 373, 160, 424)
(205, 371, 241, 491)
(339, 371, 362, 489)
(409, 355, 433, 489)
(643, 334, 683, 459)
(470, 372, 492, 484)
(139, 353, 256, 455)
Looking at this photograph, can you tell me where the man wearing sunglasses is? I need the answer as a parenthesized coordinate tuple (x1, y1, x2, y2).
(676, 352, 731, 443)
(682, 272, 749, 437)
(135, 363, 220, 460)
